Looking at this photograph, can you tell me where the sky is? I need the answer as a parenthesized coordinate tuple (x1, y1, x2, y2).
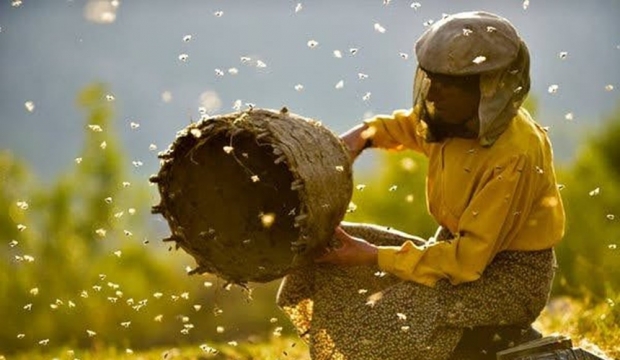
(1, 0, 619, 182)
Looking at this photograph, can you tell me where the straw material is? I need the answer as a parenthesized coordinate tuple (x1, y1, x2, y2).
(150, 108, 353, 284)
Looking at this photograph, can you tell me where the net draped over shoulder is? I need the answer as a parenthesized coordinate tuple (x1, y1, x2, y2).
(277, 223, 555, 360)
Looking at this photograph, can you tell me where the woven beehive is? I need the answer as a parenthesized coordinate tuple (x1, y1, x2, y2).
(150, 108, 353, 283)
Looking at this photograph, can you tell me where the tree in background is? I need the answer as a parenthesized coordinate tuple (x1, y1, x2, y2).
(0, 84, 288, 354)
(345, 151, 436, 239)
(554, 105, 620, 298)
(0, 82, 152, 351)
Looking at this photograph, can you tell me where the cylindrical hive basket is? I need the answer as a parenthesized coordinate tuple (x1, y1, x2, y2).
(150, 108, 353, 283)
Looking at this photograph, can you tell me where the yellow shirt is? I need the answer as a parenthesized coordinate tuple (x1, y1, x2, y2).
(364, 107, 565, 287)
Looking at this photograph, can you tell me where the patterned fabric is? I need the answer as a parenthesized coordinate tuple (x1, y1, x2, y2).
(277, 223, 556, 360)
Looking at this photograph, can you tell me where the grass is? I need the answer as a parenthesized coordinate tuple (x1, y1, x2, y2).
(4, 296, 619, 360)
(3, 336, 310, 360)
(534, 296, 619, 359)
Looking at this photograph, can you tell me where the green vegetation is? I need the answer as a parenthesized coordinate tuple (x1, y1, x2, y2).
(0, 84, 294, 355)
(4, 302, 620, 360)
(4, 336, 310, 360)
(535, 295, 620, 358)
(553, 107, 620, 298)
(1, 86, 619, 358)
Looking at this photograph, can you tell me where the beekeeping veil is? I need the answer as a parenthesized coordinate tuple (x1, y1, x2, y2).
(414, 11, 530, 146)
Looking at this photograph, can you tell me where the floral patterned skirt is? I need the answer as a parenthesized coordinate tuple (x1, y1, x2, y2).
(277, 223, 556, 360)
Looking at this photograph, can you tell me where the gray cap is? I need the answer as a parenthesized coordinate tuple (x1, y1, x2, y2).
(416, 11, 521, 76)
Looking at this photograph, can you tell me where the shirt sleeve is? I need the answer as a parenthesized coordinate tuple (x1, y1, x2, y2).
(363, 108, 425, 153)
(377, 154, 534, 287)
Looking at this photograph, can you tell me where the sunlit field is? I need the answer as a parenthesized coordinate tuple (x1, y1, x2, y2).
(5, 336, 309, 360)
(2, 1, 620, 360)
(4, 296, 619, 359)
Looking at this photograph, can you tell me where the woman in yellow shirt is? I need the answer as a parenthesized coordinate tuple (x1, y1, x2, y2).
(278, 11, 565, 359)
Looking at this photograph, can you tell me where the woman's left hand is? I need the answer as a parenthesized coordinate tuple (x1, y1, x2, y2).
(315, 226, 379, 266)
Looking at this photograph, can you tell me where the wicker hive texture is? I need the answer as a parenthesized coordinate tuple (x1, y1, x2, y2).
(150, 108, 353, 284)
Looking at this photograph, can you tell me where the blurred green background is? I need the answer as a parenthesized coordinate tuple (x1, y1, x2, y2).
(1, 0, 620, 356)
(1, 83, 619, 354)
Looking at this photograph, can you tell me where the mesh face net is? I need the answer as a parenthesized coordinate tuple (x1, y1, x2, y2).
(413, 11, 531, 146)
